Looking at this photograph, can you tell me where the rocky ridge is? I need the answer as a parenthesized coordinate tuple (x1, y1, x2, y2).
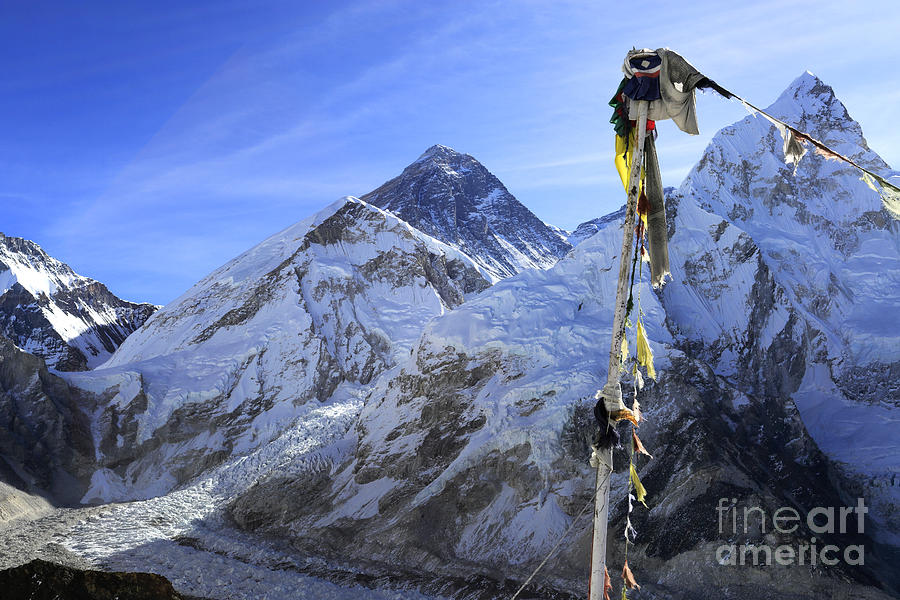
(0, 233, 157, 370)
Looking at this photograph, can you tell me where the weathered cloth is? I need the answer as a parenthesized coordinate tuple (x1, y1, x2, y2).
(610, 79, 656, 139)
(621, 53, 662, 101)
(642, 134, 670, 287)
(609, 79, 630, 138)
(612, 127, 669, 288)
(621, 48, 654, 78)
(627, 48, 707, 135)
(614, 129, 638, 193)
(592, 400, 620, 450)
(740, 100, 808, 169)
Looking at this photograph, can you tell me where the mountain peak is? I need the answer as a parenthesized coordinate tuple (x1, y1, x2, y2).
(416, 144, 465, 163)
(0, 233, 157, 369)
(361, 148, 571, 279)
(0, 233, 78, 298)
(766, 71, 852, 132)
(774, 71, 835, 103)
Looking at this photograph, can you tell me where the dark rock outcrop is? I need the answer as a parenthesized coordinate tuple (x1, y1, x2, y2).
(0, 559, 186, 600)
(0, 335, 94, 504)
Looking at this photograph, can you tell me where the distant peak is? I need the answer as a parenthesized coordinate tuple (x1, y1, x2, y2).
(785, 70, 832, 96)
(765, 70, 853, 129)
(0, 232, 47, 257)
(415, 144, 466, 163)
(769, 71, 839, 108)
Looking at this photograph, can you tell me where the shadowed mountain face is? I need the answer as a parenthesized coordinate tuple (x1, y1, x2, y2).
(0, 233, 157, 370)
(361, 144, 572, 280)
(0, 335, 94, 505)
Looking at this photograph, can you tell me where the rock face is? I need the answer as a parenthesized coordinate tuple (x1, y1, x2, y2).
(361, 144, 572, 280)
(0, 481, 54, 525)
(0, 335, 94, 505)
(0, 559, 186, 600)
(61, 198, 492, 502)
(0, 233, 157, 370)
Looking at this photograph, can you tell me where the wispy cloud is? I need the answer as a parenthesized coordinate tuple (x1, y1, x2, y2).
(8, 0, 899, 303)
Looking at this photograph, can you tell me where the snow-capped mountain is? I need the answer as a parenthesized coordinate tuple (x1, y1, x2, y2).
(0, 233, 157, 370)
(60, 197, 491, 502)
(672, 71, 900, 540)
(227, 75, 900, 598)
(231, 203, 893, 599)
(361, 145, 572, 280)
(1, 74, 898, 600)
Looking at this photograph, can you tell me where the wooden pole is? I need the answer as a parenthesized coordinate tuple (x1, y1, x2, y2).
(589, 99, 648, 600)
(589, 446, 613, 600)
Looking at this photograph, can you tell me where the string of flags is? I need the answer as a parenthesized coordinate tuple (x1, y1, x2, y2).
(597, 45, 900, 598)
(612, 213, 653, 599)
(731, 96, 900, 218)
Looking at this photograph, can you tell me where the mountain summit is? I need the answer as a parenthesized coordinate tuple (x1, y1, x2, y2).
(361, 145, 571, 279)
(0, 233, 157, 370)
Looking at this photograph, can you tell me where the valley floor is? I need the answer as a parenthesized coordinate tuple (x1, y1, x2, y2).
(0, 501, 443, 600)
(0, 394, 445, 600)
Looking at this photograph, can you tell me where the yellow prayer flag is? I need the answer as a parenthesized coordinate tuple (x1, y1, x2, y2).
(614, 131, 644, 195)
(630, 462, 648, 507)
(635, 320, 656, 380)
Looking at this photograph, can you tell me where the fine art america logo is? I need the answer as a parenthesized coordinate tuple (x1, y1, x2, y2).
(715, 498, 867, 566)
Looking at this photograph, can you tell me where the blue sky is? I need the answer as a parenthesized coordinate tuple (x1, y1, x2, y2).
(3, 1, 899, 305)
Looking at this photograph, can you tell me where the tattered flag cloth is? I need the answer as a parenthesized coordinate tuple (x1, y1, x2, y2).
(621, 51, 662, 101)
(632, 430, 652, 458)
(741, 101, 807, 168)
(861, 172, 900, 218)
(614, 128, 640, 192)
(622, 561, 640, 590)
(641, 134, 670, 287)
(626, 48, 706, 135)
(629, 463, 648, 507)
(603, 566, 613, 600)
(624, 48, 730, 135)
(609, 80, 631, 138)
(610, 82, 656, 140)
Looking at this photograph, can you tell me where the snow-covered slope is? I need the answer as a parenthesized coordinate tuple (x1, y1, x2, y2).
(232, 206, 893, 598)
(61, 197, 491, 502)
(361, 145, 572, 280)
(0, 233, 157, 370)
(567, 206, 626, 247)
